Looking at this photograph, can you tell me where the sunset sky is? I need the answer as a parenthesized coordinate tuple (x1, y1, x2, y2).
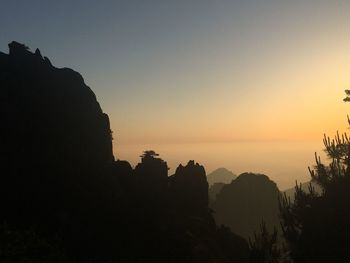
(2, 0, 350, 189)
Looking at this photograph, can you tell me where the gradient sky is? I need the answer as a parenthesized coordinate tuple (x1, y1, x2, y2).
(2, 1, 350, 188)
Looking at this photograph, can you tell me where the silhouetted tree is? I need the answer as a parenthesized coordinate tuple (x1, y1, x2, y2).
(279, 90, 350, 262)
(249, 221, 287, 263)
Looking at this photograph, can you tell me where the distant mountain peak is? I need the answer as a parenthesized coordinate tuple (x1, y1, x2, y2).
(207, 167, 236, 186)
(213, 167, 232, 173)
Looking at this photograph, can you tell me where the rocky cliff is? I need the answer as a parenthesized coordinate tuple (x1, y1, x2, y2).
(0, 41, 114, 227)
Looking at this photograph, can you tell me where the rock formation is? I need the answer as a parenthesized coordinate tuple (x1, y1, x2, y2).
(0, 41, 114, 230)
(170, 160, 208, 214)
(209, 182, 226, 202)
(0, 42, 250, 262)
(212, 173, 281, 239)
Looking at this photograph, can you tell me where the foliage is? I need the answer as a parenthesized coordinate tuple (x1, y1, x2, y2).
(249, 221, 281, 263)
(279, 91, 350, 262)
(0, 223, 70, 263)
(140, 150, 160, 158)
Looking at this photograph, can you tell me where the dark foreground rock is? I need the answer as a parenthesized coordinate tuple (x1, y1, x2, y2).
(0, 42, 250, 263)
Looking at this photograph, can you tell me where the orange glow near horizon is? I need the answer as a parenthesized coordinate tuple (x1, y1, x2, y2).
(108, 39, 350, 190)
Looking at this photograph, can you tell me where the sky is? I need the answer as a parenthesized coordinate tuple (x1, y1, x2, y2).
(2, 0, 350, 189)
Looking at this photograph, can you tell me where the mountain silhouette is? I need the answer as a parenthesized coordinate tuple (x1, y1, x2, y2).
(212, 173, 281, 240)
(207, 167, 236, 186)
(169, 160, 208, 214)
(209, 182, 226, 203)
(0, 42, 250, 262)
(0, 41, 115, 231)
